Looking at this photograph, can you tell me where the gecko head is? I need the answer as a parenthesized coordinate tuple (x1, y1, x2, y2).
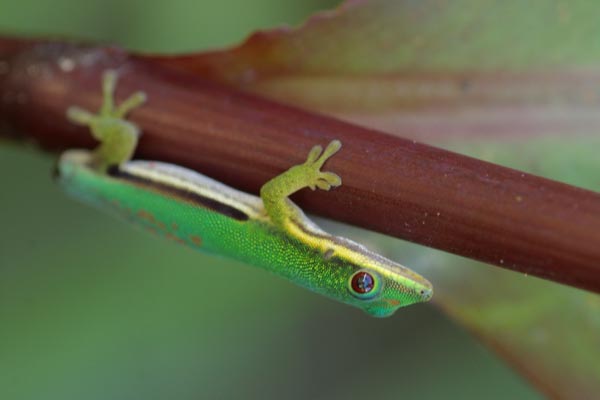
(346, 267, 433, 318)
(322, 242, 433, 317)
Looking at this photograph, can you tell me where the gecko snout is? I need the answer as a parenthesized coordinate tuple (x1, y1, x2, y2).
(419, 287, 433, 302)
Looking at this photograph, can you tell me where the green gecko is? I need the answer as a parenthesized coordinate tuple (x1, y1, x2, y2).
(56, 71, 433, 317)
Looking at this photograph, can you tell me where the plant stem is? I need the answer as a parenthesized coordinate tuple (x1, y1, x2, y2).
(2, 37, 600, 293)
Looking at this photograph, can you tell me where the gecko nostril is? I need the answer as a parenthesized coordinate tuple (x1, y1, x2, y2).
(420, 288, 433, 301)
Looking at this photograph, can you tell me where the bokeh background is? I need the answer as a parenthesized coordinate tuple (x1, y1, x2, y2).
(0, 1, 540, 399)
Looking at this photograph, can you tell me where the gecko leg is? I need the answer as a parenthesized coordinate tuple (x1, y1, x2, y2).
(66, 70, 147, 170)
(260, 140, 342, 228)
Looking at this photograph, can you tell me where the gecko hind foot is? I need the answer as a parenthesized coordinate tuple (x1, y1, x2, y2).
(103, 70, 147, 119)
(67, 70, 146, 127)
(99, 70, 147, 119)
(65, 70, 147, 170)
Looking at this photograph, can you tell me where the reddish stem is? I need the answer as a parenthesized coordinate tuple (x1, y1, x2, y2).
(2, 38, 600, 293)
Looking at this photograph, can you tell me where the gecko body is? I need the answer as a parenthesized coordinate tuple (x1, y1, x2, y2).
(57, 71, 433, 317)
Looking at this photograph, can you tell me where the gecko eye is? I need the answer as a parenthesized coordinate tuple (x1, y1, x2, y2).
(351, 272, 374, 293)
(348, 270, 380, 299)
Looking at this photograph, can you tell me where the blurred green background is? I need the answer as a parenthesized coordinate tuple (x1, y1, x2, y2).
(0, 1, 540, 399)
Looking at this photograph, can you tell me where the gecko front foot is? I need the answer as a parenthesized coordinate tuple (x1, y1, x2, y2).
(301, 140, 342, 191)
(66, 70, 147, 170)
(259, 139, 342, 227)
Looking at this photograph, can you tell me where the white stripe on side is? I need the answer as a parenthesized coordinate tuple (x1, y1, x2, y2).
(122, 160, 267, 220)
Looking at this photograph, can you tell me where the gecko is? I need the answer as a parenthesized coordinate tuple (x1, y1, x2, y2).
(56, 71, 433, 317)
